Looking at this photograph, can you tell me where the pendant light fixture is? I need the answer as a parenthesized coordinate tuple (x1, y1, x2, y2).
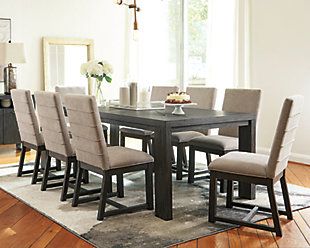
(115, 0, 140, 41)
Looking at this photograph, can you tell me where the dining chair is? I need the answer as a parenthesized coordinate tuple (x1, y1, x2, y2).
(188, 89, 261, 190)
(64, 94, 154, 220)
(11, 89, 52, 184)
(55, 85, 109, 142)
(171, 87, 217, 180)
(34, 91, 79, 201)
(120, 85, 179, 154)
(208, 95, 304, 237)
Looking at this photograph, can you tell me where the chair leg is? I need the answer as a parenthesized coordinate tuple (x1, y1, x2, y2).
(176, 145, 183, 180)
(188, 147, 195, 184)
(72, 165, 84, 207)
(226, 180, 233, 208)
(83, 169, 89, 184)
(219, 153, 227, 193)
(280, 173, 293, 220)
(182, 146, 188, 168)
(147, 139, 153, 155)
(206, 153, 212, 165)
(60, 160, 72, 201)
(17, 145, 27, 177)
(41, 155, 51, 191)
(117, 174, 124, 198)
(103, 129, 108, 143)
(106, 175, 113, 193)
(219, 179, 227, 193)
(171, 146, 176, 164)
(73, 160, 78, 178)
(142, 138, 148, 152)
(56, 159, 61, 171)
(31, 150, 41, 184)
(145, 165, 154, 210)
(208, 172, 217, 223)
(97, 173, 109, 221)
(267, 182, 282, 237)
(120, 133, 125, 147)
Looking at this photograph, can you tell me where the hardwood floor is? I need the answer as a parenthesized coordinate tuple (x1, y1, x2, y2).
(1, 145, 310, 248)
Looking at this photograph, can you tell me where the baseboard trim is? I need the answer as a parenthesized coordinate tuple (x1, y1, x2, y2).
(257, 147, 310, 165)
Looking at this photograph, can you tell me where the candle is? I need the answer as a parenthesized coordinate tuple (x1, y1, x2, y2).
(119, 87, 130, 106)
(139, 87, 151, 108)
(129, 82, 138, 106)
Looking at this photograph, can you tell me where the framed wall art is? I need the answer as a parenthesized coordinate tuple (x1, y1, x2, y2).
(0, 18, 11, 84)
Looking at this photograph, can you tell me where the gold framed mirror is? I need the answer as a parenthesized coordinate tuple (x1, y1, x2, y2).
(43, 37, 94, 94)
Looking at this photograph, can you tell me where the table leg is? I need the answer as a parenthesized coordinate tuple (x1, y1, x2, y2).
(153, 126, 173, 220)
(238, 119, 256, 199)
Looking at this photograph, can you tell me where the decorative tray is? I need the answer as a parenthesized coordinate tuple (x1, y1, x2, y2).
(109, 101, 165, 111)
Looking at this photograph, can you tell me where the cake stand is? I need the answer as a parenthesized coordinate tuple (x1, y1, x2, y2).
(165, 103, 197, 115)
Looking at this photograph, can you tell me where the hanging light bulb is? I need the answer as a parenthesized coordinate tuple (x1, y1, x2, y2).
(133, 28, 139, 41)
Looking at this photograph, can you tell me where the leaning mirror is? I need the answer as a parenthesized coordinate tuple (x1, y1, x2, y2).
(43, 37, 94, 94)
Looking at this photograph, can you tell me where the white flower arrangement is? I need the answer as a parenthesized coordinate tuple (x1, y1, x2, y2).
(81, 60, 113, 105)
(80, 60, 113, 83)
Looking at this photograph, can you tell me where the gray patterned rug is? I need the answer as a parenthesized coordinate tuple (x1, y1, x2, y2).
(1, 162, 310, 248)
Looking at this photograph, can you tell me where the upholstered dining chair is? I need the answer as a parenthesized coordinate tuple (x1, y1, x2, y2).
(64, 94, 154, 220)
(208, 95, 304, 237)
(188, 89, 261, 190)
(11, 89, 51, 184)
(120, 85, 179, 154)
(55, 86, 108, 142)
(55, 85, 86, 97)
(34, 91, 78, 201)
(171, 87, 217, 180)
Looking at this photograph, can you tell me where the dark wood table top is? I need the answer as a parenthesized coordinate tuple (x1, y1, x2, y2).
(99, 107, 256, 128)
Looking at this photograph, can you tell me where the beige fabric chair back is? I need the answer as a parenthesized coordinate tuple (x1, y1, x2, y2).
(34, 91, 74, 157)
(267, 96, 303, 179)
(219, 89, 261, 137)
(64, 94, 110, 170)
(186, 87, 217, 110)
(55, 86, 86, 104)
(151, 86, 179, 101)
(11, 89, 44, 146)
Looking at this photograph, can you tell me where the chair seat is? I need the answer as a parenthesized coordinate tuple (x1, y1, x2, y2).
(171, 131, 204, 143)
(108, 146, 154, 169)
(209, 151, 269, 178)
(120, 127, 154, 137)
(190, 135, 238, 151)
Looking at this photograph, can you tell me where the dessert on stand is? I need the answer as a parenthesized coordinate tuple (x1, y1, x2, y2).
(165, 92, 196, 115)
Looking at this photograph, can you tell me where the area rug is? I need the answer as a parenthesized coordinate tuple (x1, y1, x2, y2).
(1, 161, 310, 248)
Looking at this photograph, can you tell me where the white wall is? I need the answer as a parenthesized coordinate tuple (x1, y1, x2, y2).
(250, 0, 310, 163)
(0, 0, 127, 99)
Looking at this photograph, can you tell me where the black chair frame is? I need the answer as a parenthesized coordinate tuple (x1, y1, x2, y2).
(40, 151, 80, 201)
(208, 170, 293, 237)
(17, 141, 61, 184)
(189, 144, 237, 192)
(120, 130, 153, 155)
(72, 161, 154, 221)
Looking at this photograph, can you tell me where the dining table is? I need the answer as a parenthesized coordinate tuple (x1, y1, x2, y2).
(99, 106, 257, 221)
